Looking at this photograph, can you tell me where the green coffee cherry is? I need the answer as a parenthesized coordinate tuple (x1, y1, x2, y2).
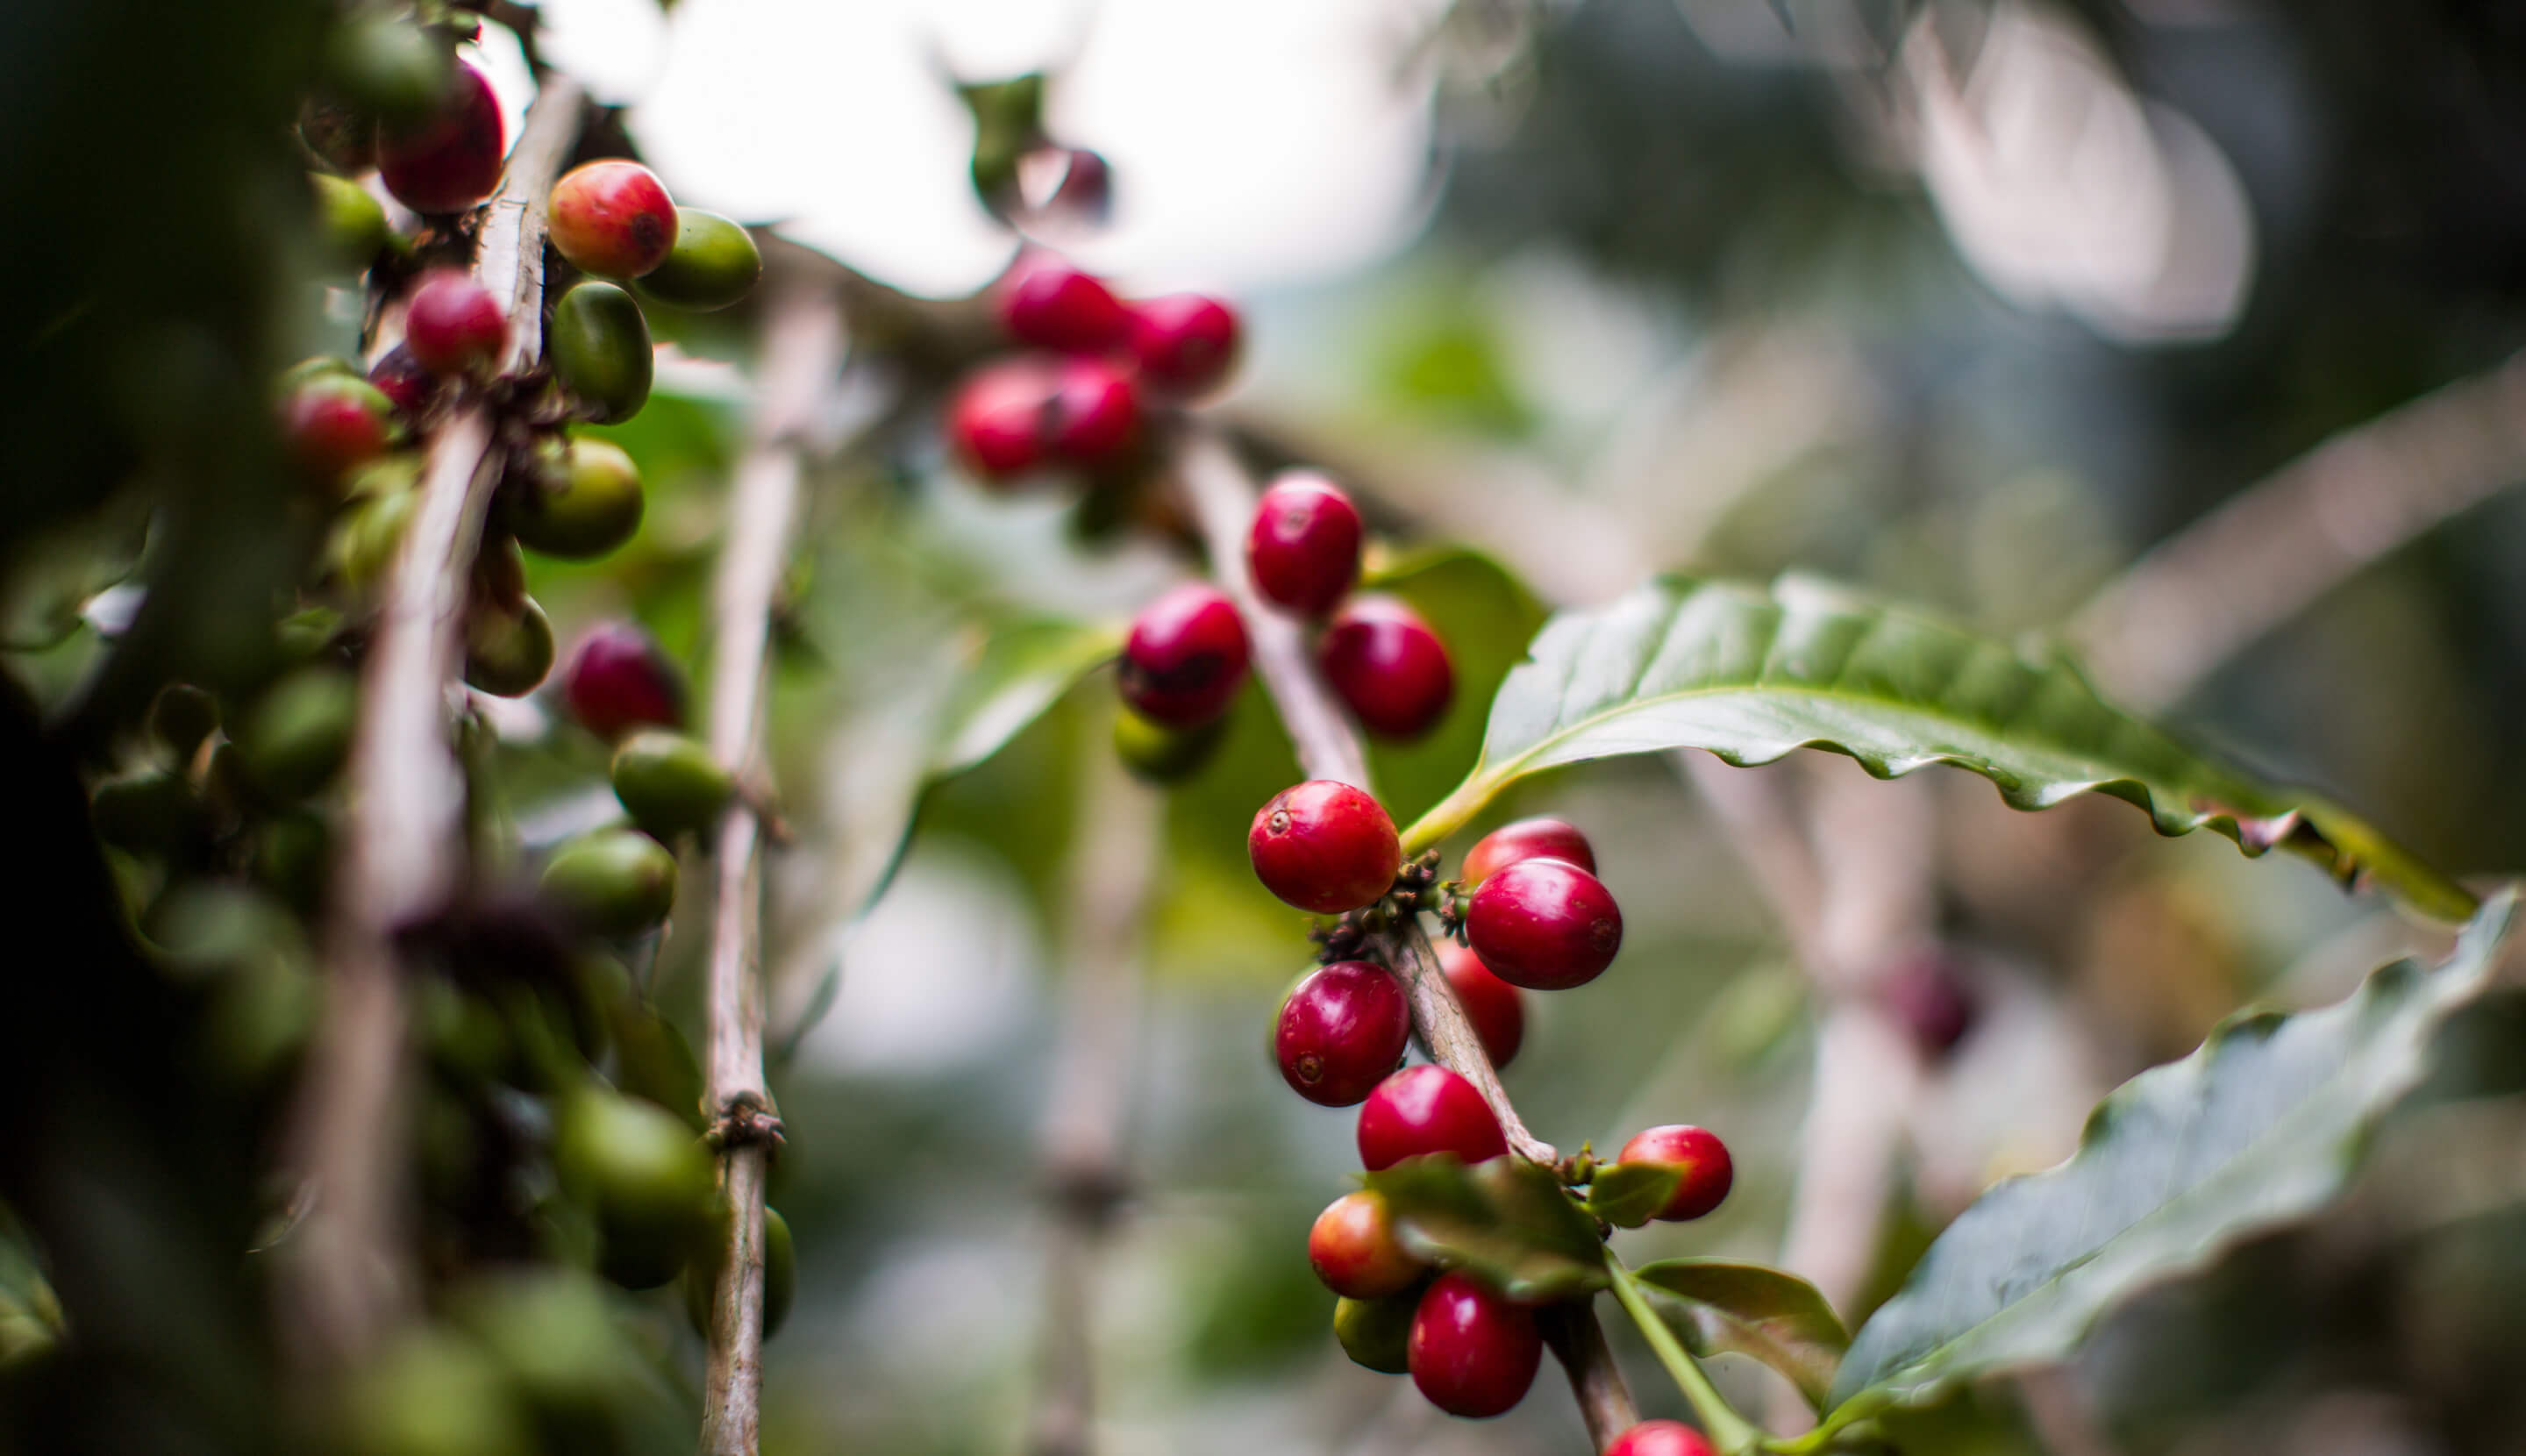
(255, 808, 332, 913)
(507, 436, 644, 560)
(313, 173, 390, 276)
(683, 1204, 796, 1339)
(325, 473, 419, 597)
(549, 282, 653, 425)
(276, 353, 364, 396)
(609, 730, 733, 839)
(149, 682, 219, 760)
(609, 1000, 705, 1131)
(555, 1085, 716, 1290)
(341, 1328, 532, 1456)
(539, 828, 678, 938)
(323, 15, 454, 128)
(1112, 703, 1224, 784)
(634, 211, 762, 312)
(89, 770, 203, 856)
(463, 594, 554, 698)
(1333, 1285, 1424, 1374)
(452, 1269, 642, 1422)
(239, 666, 358, 799)
(202, 952, 320, 1087)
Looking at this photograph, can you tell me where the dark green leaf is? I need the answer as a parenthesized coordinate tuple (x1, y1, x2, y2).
(1633, 1258, 1847, 1410)
(1823, 890, 2518, 1429)
(1402, 574, 2473, 921)
(1366, 1154, 1608, 1303)
(1585, 1161, 1681, 1229)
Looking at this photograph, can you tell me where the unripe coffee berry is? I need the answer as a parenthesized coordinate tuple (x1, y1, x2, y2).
(540, 828, 679, 938)
(1408, 1272, 1540, 1419)
(311, 172, 390, 276)
(635, 210, 763, 312)
(378, 61, 504, 214)
(1334, 1286, 1424, 1374)
(549, 282, 654, 424)
(508, 435, 644, 560)
(1460, 817, 1595, 887)
(1307, 1189, 1421, 1298)
(1128, 292, 1241, 398)
(1357, 1067, 1506, 1171)
(1607, 1421, 1720, 1456)
(1248, 780, 1402, 914)
(563, 621, 687, 739)
(610, 730, 734, 839)
(685, 1204, 797, 1339)
(1111, 704, 1224, 784)
(1318, 596, 1453, 739)
(1464, 857, 1621, 990)
(554, 1084, 713, 1288)
(549, 161, 678, 280)
(1438, 943, 1524, 1069)
(1616, 1124, 1732, 1221)
(998, 256, 1129, 353)
(1245, 472, 1362, 617)
(1118, 583, 1250, 728)
(463, 594, 554, 698)
(1041, 356, 1139, 467)
(1275, 960, 1409, 1107)
(946, 358, 1053, 483)
(404, 270, 507, 376)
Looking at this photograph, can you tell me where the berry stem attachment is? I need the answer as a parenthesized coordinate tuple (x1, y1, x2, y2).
(698, 278, 847, 1456)
(1391, 917, 1556, 1166)
(1605, 1252, 1766, 1456)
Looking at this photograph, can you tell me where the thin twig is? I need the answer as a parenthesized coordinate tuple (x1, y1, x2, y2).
(697, 280, 848, 1456)
(276, 73, 586, 1374)
(1540, 1303, 1644, 1447)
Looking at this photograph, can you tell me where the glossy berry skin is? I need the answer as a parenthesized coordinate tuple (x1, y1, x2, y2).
(1616, 1124, 1733, 1222)
(1408, 1272, 1541, 1419)
(1307, 1189, 1421, 1298)
(563, 622, 687, 740)
(1358, 1067, 1506, 1171)
(636, 210, 762, 312)
(1118, 584, 1250, 728)
(541, 828, 679, 938)
(378, 61, 504, 214)
(1129, 292, 1241, 397)
(404, 270, 507, 376)
(610, 730, 734, 839)
(1461, 817, 1595, 888)
(1334, 1287, 1423, 1374)
(1438, 943, 1524, 1069)
(1318, 596, 1453, 739)
(1042, 355, 1139, 467)
(1607, 1421, 1719, 1456)
(508, 435, 644, 560)
(367, 346, 438, 416)
(999, 256, 1129, 353)
(1465, 857, 1622, 990)
(549, 161, 677, 280)
(946, 358, 1052, 482)
(549, 282, 653, 424)
(281, 377, 395, 482)
(1248, 780, 1401, 914)
(1276, 960, 1409, 1108)
(1245, 472, 1361, 617)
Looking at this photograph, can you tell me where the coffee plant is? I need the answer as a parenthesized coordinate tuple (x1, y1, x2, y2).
(10, 3, 2526, 1455)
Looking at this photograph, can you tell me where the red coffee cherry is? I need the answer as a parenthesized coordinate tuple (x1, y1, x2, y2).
(378, 61, 504, 214)
(280, 377, 395, 483)
(1357, 1066, 1506, 1171)
(1607, 1421, 1720, 1456)
(998, 255, 1129, 353)
(1460, 817, 1595, 887)
(1464, 857, 1621, 990)
(548, 160, 678, 280)
(1438, 943, 1524, 1070)
(1118, 583, 1249, 728)
(1307, 1189, 1421, 1299)
(367, 345, 439, 416)
(1275, 960, 1409, 1107)
(1248, 780, 1402, 914)
(404, 269, 508, 376)
(562, 621, 688, 740)
(1616, 1124, 1733, 1221)
(1880, 947, 1977, 1060)
(1128, 292, 1241, 398)
(1245, 471, 1361, 617)
(1318, 596, 1453, 739)
(946, 357, 1054, 483)
(1408, 1272, 1540, 1419)
(1042, 355, 1139, 467)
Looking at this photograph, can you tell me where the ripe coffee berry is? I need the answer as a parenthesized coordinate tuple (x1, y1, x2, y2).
(1465, 857, 1621, 990)
(549, 161, 678, 280)
(1041, 356, 1139, 467)
(1275, 960, 1409, 1107)
(1616, 1124, 1733, 1222)
(1245, 472, 1362, 617)
(1119, 584, 1250, 728)
(1461, 817, 1595, 887)
(946, 357, 1053, 482)
(1307, 1189, 1421, 1299)
(563, 621, 687, 740)
(1128, 292, 1241, 397)
(998, 255, 1129, 353)
(281, 377, 395, 483)
(1880, 947, 1978, 1059)
(1408, 1272, 1541, 1419)
(378, 61, 504, 214)
(1438, 943, 1524, 1069)
(1607, 1421, 1719, 1456)
(367, 346, 438, 416)
(1248, 780, 1402, 914)
(1358, 1066, 1506, 1171)
(404, 270, 507, 376)
(1318, 596, 1453, 739)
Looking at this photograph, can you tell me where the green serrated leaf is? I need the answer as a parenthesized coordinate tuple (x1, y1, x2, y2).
(1402, 574, 2474, 922)
(1586, 1161, 1682, 1229)
(1819, 889, 2519, 1433)
(1366, 1154, 1608, 1303)
(1633, 1258, 1848, 1411)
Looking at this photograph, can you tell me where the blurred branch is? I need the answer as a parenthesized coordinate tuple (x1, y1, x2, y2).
(276, 73, 586, 1376)
(2070, 349, 2526, 711)
(1541, 1302, 1644, 1447)
(698, 276, 847, 1456)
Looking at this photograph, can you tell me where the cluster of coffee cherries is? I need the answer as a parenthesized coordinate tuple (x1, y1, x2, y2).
(1245, 791, 1734, 1427)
